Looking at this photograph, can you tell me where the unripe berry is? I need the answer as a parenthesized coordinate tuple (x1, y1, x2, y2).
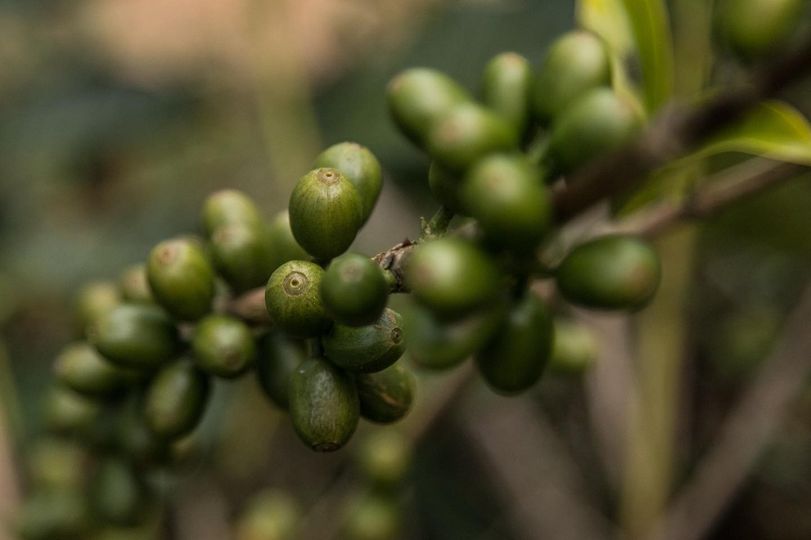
(556, 235, 661, 310)
(462, 154, 551, 251)
(210, 223, 275, 293)
(289, 357, 359, 451)
(54, 342, 136, 396)
(289, 168, 364, 261)
(356, 364, 415, 424)
(17, 489, 89, 540)
(322, 308, 405, 373)
(143, 359, 210, 440)
(90, 304, 179, 370)
(44, 386, 101, 435)
(118, 264, 154, 304)
(405, 238, 501, 320)
(428, 162, 467, 215)
(315, 142, 383, 223)
(27, 438, 87, 492)
(266, 210, 310, 272)
(532, 31, 612, 125)
(356, 430, 412, 487)
(321, 253, 388, 327)
(341, 492, 401, 540)
(255, 331, 304, 410)
(548, 319, 598, 374)
(236, 490, 301, 540)
(89, 458, 147, 526)
(147, 237, 216, 321)
(192, 315, 256, 378)
(482, 52, 533, 136)
(716, 0, 805, 61)
(475, 293, 553, 394)
(202, 189, 263, 237)
(265, 260, 331, 338)
(387, 68, 470, 145)
(75, 281, 121, 336)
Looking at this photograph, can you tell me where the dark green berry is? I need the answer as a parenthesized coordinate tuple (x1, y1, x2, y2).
(265, 260, 331, 337)
(289, 168, 364, 261)
(482, 52, 532, 136)
(147, 237, 216, 321)
(321, 253, 388, 327)
(27, 438, 87, 492)
(556, 235, 661, 310)
(75, 281, 122, 336)
(192, 314, 256, 378)
(266, 210, 310, 272)
(532, 30, 612, 125)
(475, 293, 554, 394)
(54, 342, 136, 396)
(18, 489, 89, 540)
(118, 265, 154, 304)
(210, 223, 275, 293)
(143, 359, 210, 440)
(289, 357, 359, 451)
(387, 68, 470, 145)
(90, 304, 179, 370)
(202, 189, 263, 237)
(89, 458, 147, 526)
(44, 386, 102, 435)
(356, 364, 415, 424)
(315, 142, 383, 223)
(716, 0, 805, 61)
(322, 308, 405, 373)
(426, 102, 517, 171)
(548, 319, 598, 375)
(428, 162, 467, 215)
(405, 238, 501, 320)
(462, 154, 552, 251)
(255, 331, 305, 410)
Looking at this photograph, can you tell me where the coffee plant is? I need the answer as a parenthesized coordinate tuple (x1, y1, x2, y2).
(13, 0, 811, 538)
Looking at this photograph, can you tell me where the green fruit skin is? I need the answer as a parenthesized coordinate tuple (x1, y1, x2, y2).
(462, 154, 552, 251)
(210, 223, 275, 293)
(426, 102, 518, 171)
(342, 492, 401, 540)
(76, 281, 122, 336)
(428, 162, 468, 215)
(321, 253, 389, 327)
(556, 235, 661, 311)
(315, 142, 383, 223)
(119, 265, 154, 304)
(289, 357, 359, 452)
(356, 364, 415, 424)
(717, 0, 805, 61)
(90, 304, 179, 370)
(236, 489, 301, 540)
(322, 308, 405, 373)
(405, 238, 502, 320)
(143, 360, 210, 440)
(255, 331, 305, 410)
(548, 319, 598, 375)
(482, 52, 533, 136)
(532, 30, 612, 125)
(202, 189, 263, 237)
(28, 438, 87, 492)
(265, 260, 331, 338)
(357, 430, 412, 487)
(387, 68, 470, 145)
(192, 314, 256, 378)
(90, 458, 147, 526)
(547, 87, 642, 175)
(18, 489, 89, 540)
(266, 210, 310, 272)
(147, 238, 216, 321)
(289, 168, 364, 261)
(54, 342, 137, 396)
(44, 386, 102, 435)
(403, 302, 506, 370)
(475, 293, 554, 395)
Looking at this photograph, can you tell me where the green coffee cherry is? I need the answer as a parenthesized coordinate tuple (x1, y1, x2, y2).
(44, 386, 101, 435)
(356, 364, 415, 424)
(321, 253, 388, 327)
(387, 68, 470, 145)
(210, 223, 275, 293)
(192, 314, 256, 378)
(289, 168, 364, 261)
(426, 102, 517, 171)
(547, 87, 641, 175)
(90, 304, 179, 370)
(54, 342, 136, 396)
(236, 489, 301, 540)
(76, 281, 122, 335)
(315, 142, 383, 222)
(462, 154, 551, 251)
(289, 357, 359, 451)
(28, 438, 87, 492)
(716, 0, 804, 61)
(342, 492, 401, 540)
(405, 238, 501, 320)
(548, 319, 598, 374)
(147, 237, 216, 321)
(356, 430, 412, 487)
(266, 210, 310, 272)
(119, 265, 154, 304)
(556, 235, 661, 310)
(116, 410, 170, 466)
(428, 162, 467, 215)
(202, 189, 263, 237)
(89, 458, 147, 526)
(255, 331, 304, 410)
(475, 293, 553, 394)
(532, 30, 612, 125)
(403, 302, 506, 370)
(265, 260, 331, 337)
(143, 360, 210, 440)
(322, 308, 405, 373)
(18, 489, 89, 540)
(482, 52, 532, 136)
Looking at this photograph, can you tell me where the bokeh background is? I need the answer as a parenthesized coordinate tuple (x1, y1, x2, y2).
(1, 1, 811, 539)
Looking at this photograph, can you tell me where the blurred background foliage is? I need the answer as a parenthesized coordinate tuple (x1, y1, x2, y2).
(0, 0, 811, 539)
